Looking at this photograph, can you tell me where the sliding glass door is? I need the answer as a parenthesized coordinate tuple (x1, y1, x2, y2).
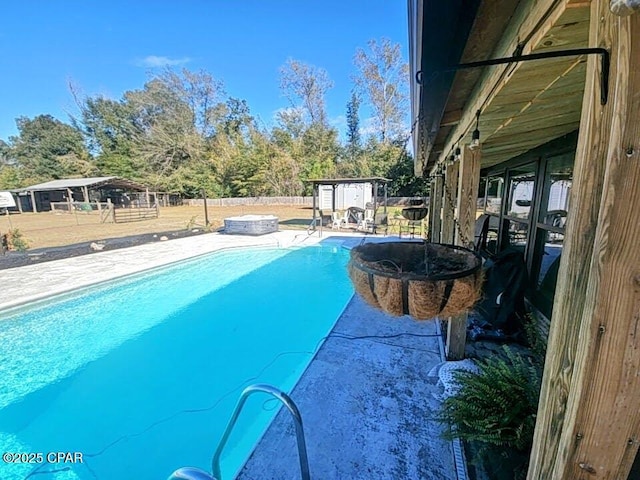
(480, 134, 577, 319)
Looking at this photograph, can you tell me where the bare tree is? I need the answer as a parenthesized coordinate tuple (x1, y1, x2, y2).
(279, 59, 333, 126)
(125, 69, 226, 175)
(353, 38, 409, 143)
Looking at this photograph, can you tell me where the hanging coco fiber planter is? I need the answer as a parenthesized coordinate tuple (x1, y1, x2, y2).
(348, 241, 483, 320)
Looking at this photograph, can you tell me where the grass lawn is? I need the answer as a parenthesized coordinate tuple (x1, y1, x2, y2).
(1, 204, 315, 250)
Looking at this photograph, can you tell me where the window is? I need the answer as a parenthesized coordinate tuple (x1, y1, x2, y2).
(530, 152, 573, 317)
(485, 176, 504, 215)
(532, 235, 565, 317)
(503, 163, 537, 252)
(506, 164, 536, 219)
(482, 175, 504, 255)
(479, 133, 577, 319)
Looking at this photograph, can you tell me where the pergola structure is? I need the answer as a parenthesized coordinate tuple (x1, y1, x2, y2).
(306, 177, 389, 232)
(409, 0, 640, 478)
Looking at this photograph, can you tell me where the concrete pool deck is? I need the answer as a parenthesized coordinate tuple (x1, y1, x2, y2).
(0, 230, 464, 479)
(237, 295, 460, 480)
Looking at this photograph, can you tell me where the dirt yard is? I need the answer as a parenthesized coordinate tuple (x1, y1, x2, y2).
(1, 204, 314, 250)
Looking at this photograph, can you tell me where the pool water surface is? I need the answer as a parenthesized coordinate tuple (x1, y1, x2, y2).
(0, 245, 353, 479)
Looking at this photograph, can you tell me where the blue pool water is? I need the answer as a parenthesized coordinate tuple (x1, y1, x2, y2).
(0, 245, 353, 479)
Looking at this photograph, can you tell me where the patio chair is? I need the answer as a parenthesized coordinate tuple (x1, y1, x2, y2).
(331, 211, 347, 229)
(357, 208, 375, 231)
(358, 210, 388, 235)
(372, 212, 388, 235)
(475, 214, 491, 251)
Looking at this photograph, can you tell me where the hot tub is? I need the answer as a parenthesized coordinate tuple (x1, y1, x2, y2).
(224, 214, 279, 235)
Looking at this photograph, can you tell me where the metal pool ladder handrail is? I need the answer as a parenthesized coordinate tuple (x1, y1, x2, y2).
(168, 384, 311, 480)
(211, 384, 311, 480)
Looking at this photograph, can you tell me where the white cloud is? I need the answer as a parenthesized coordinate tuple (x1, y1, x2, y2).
(329, 114, 346, 131)
(135, 55, 191, 68)
(359, 116, 378, 137)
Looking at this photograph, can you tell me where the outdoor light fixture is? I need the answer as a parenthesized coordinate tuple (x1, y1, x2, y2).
(470, 110, 481, 151)
(454, 146, 461, 161)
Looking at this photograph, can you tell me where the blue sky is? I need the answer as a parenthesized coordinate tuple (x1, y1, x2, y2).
(0, 1, 409, 142)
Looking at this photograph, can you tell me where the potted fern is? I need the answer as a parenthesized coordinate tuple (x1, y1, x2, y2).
(437, 345, 542, 479)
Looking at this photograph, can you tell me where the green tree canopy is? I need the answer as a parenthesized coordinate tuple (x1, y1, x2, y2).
(2, 40, 412, 198)
(9, 114, 93, 184)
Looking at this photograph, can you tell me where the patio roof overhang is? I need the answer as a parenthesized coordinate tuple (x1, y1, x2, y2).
(410, 1, 640, 478)
(411, 0, 590, 175)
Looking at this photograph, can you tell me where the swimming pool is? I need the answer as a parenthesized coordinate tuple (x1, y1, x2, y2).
(0, 245, 353, 479)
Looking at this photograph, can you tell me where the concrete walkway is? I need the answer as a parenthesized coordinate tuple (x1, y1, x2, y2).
(237, 295, 458, 480)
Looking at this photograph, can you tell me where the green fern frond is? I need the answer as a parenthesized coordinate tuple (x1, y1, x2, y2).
(436, 346, 542, 454)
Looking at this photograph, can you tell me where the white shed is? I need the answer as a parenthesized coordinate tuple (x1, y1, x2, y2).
(318, 183, 373, 211)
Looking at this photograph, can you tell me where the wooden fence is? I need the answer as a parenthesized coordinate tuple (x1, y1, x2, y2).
(51, 201, 162, 223)
(51, 201, 115, 223)
(187, 196, 429, 207)
(113, 204, 159, 223)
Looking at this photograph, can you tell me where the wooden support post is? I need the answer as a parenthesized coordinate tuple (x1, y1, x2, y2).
(82, 186, 89, 203)
(312, 184, 317, 226)
(427, 179, 436, 241)
(30, 191, 37, 213)
(444, 145, 481, 360)
(442, 161, 460, 244)
(429, 175, 443, 242)
(445, 160, 464, 360)
(107, 198, 114, 223)
(383, 183, 387, 215)
(456, 145, 481, 249)
(332, 185, 337, 213)
(202, 189, 209, 226)
(528, 3, 640, 479)
(446, 313, 467, 360)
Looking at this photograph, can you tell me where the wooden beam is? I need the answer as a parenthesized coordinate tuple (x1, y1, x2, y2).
(528, 2, 640, 478)
(435, 0, 561, 166)
(442, 161, 459, 244)
(429, 175, 443, 242)
(441, 109, 463, 127)
(436, 0, 589, 170)
(455, 145, 481, 249)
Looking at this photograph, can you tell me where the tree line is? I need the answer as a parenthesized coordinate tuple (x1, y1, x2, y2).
(0, 38, 427, 198)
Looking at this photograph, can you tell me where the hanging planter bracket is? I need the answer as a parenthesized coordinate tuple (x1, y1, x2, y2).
(416, 47, 610, 105)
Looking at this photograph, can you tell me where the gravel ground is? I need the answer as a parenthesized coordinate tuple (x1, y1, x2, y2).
(0, 228, 211, 270)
